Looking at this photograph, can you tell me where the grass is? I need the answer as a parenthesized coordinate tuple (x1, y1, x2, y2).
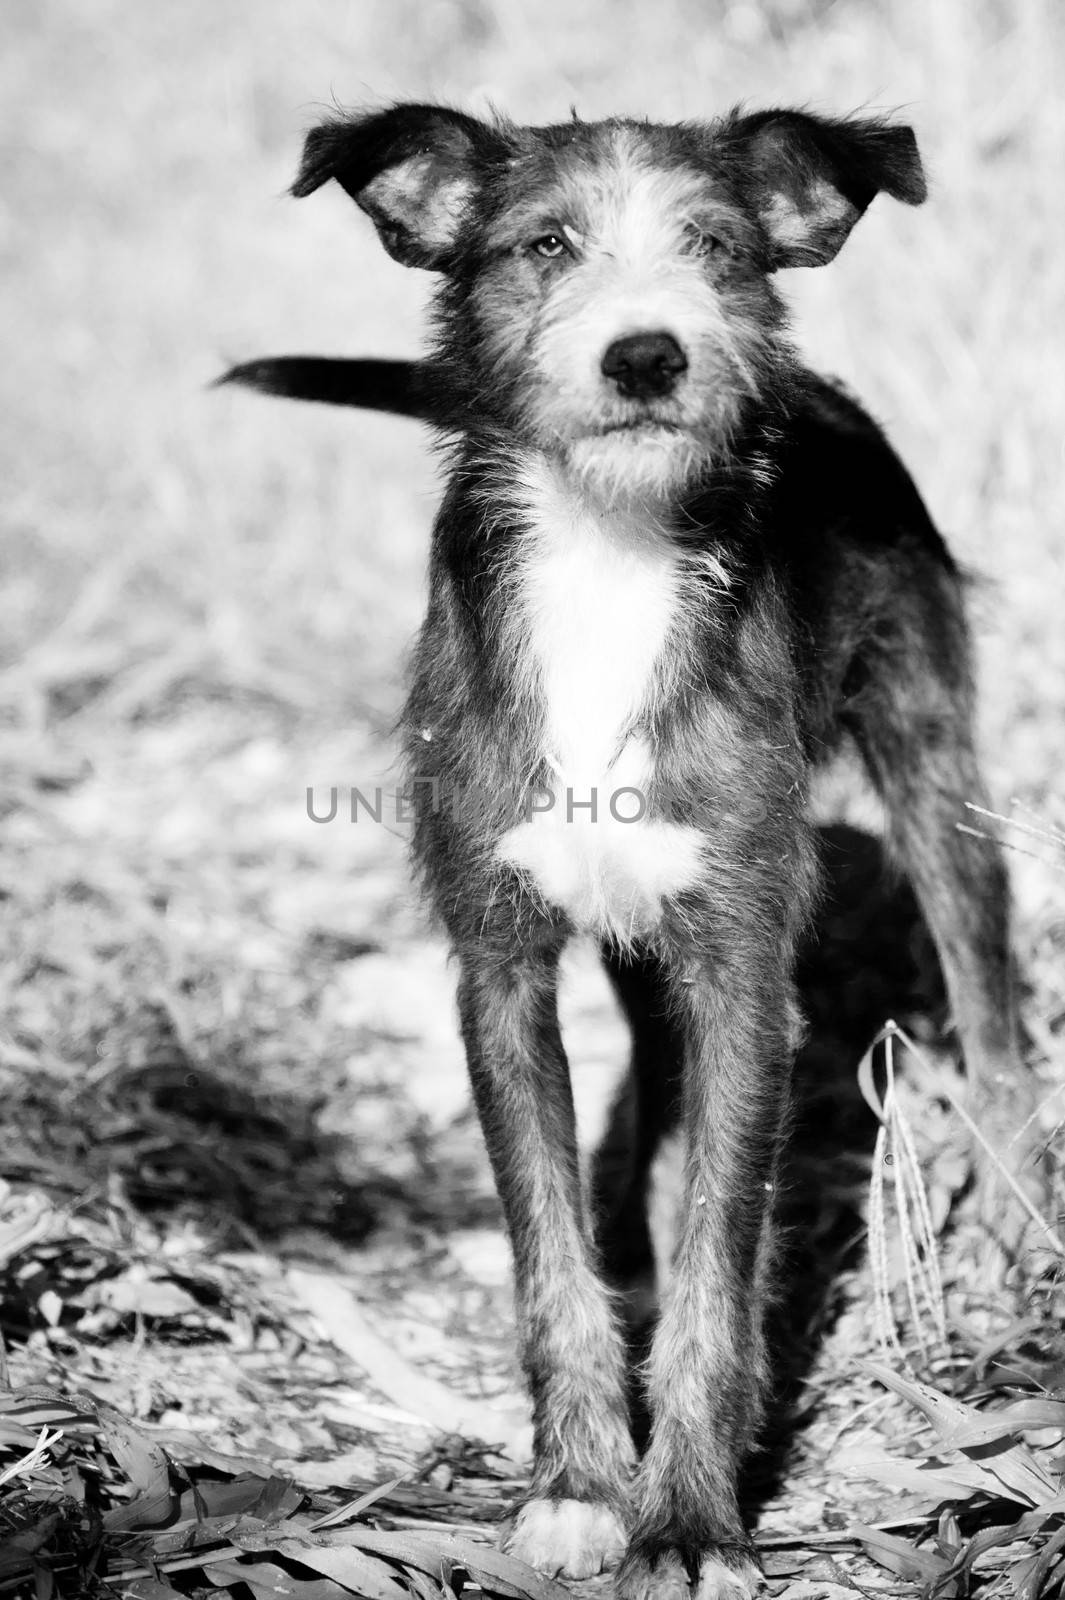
(2, 1, 1065, 1595)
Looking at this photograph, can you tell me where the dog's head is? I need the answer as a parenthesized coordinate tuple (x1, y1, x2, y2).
(294, 103, 925, 500)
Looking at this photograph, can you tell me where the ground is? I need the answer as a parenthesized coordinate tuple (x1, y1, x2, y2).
(2, 3, 1065, 1597)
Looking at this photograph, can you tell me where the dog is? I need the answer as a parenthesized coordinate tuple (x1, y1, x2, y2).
(222, 103, 1020, 1599)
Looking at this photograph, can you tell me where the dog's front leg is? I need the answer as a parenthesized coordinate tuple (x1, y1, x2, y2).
(456, 945, 634, 1578)
(618, 935, 800, 1600)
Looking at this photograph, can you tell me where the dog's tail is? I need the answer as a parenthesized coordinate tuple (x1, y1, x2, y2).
(213, 356, 441, 424)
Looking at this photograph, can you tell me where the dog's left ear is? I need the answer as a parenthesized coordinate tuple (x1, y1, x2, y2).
(726, 110, 926, 268)
(292, 103, 489, 269)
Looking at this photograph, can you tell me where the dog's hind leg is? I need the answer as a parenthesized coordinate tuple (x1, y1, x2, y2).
(456, 941, 634, 1578)
(842, 561, 1057, 1251)
(843, 560, 1020, 1103)
(591, 946, 684, 1444)
(592, 946, 683, 1311)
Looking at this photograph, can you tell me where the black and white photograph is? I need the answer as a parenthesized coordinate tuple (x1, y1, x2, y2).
(1, 4, 1063, 1596)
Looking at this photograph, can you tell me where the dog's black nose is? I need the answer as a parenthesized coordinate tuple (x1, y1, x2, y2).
(601, 331, 688, 399)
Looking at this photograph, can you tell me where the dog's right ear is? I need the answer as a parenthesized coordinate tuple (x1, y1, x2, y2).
(292, 104, 488, 269)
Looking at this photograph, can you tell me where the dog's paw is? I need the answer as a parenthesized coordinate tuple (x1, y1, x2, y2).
(503, 1497, 627, 1579)
(693, 1553, 763, 1600)
(617, 1545, 763, 1600)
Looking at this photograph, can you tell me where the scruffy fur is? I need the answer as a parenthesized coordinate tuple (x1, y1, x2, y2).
(224, 103, 1019, 1599)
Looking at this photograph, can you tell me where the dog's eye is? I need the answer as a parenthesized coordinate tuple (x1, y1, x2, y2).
(683, 223, 724, 258)
(531, 233, 568, 259)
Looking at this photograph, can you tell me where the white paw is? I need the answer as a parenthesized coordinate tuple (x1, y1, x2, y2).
(504, 1497, 627, 1579)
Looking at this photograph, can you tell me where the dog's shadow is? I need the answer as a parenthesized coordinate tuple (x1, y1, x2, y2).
(744, 820, 946, 1510)
(47, 821, 942, 1497)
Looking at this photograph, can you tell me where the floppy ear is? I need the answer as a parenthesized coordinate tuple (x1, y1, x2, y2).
(727, 110, 926, 268)
(292, 103, 488, 269)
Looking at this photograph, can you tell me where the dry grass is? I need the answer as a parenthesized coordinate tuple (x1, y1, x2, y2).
(2, 2, 1065, 1596)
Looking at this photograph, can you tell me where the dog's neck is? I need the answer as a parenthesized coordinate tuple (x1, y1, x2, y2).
(463, 425, 779, 555)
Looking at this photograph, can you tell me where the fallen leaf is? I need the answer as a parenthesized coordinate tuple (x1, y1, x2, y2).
(93, 1274, 199, 1319)
(852, 1525, 951, 1586)
(271, 1538, 411, 1600)
(205, 1555, 350, 1598)
(99, 1410, 174, 1530)
(860, 1363, 1058, 1506)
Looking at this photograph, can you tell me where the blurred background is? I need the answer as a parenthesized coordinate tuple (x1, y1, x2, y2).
(3, 0, 1063, 769)
(0, 0, 1064, 1536)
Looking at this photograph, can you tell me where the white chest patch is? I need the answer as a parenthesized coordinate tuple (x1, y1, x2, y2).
(495, 460, 705, 943)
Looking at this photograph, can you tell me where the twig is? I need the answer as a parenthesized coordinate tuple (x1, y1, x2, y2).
(0, 1425, 65, 1489)
(884, 1024, 1065, 1257)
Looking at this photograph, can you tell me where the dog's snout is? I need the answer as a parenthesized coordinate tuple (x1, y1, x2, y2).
(600, 331, 688, 399)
